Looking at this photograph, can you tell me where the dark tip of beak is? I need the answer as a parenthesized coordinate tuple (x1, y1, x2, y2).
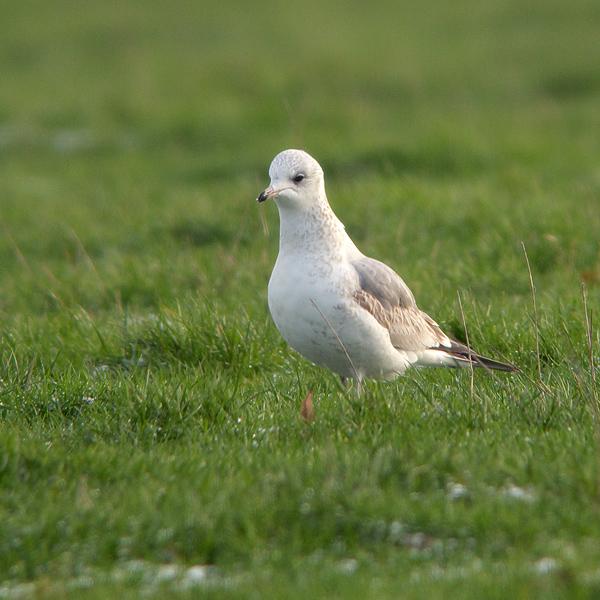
(257, 190, 269, 203)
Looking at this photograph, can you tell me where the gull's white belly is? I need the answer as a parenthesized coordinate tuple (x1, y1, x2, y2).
(267, 256, 411, 379)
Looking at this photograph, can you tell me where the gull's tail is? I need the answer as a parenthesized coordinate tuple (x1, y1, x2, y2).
(443, 340, 518, 372)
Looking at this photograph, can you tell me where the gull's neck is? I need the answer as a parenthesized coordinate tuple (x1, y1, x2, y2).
(275, 192, 356, 261)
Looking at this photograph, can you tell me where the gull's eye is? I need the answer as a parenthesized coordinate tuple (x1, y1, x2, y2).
(292, 173, 305, 183)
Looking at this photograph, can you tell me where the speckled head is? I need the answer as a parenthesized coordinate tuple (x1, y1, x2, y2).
(257, 149, 326, 210)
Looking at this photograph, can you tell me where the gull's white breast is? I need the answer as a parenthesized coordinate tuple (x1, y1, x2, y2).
(267, 250, 411, 379)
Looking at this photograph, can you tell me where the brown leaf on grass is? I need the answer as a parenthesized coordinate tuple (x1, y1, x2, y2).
(301, 390, 315, 423)
(581, 270, 600, 285)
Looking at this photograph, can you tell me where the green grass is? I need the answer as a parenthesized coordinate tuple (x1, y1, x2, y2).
(1, 0, 600, 597)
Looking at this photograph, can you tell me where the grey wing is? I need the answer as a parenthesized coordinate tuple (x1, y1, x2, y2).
(351, 256, 451, 351)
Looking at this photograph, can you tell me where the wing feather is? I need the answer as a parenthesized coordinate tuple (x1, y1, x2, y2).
(351, 256, 517, 371)
(351, 257, 450, 351)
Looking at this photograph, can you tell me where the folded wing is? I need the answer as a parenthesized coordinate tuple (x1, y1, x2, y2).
(351, 256, 516, 371)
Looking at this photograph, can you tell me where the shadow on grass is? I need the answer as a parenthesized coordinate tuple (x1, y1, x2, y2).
(169, 142, 491, 186)
(168, 221, 236, 247)
(321, 144, 490, 179)
(541, 71, 600, 100)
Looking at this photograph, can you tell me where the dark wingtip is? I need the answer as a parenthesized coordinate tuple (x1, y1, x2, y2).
(476, 356, 519, 372)
(445, 340, 518, 373)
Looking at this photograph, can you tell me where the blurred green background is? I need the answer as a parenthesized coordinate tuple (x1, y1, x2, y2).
(1, 0, 600, 315)
(1, 1, 600, 598)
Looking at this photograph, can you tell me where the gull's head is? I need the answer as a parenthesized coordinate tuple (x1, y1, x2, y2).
(257, 149, 325, 209)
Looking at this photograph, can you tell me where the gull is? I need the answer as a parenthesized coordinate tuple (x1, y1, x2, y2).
(257, 149, 516, 391)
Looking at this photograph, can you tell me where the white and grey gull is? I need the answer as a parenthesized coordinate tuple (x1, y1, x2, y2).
(257, 149, 516, 391)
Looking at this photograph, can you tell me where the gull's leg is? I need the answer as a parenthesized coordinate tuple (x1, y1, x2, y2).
(340, 375, 358, 394)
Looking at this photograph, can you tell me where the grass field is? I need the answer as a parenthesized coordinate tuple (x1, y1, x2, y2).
(1, 0, 600, 597)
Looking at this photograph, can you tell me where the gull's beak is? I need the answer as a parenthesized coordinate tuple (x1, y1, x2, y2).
(257, 186, 278, 203)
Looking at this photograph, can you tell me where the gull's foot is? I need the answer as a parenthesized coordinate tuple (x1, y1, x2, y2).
(340, 375, 362, 395)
